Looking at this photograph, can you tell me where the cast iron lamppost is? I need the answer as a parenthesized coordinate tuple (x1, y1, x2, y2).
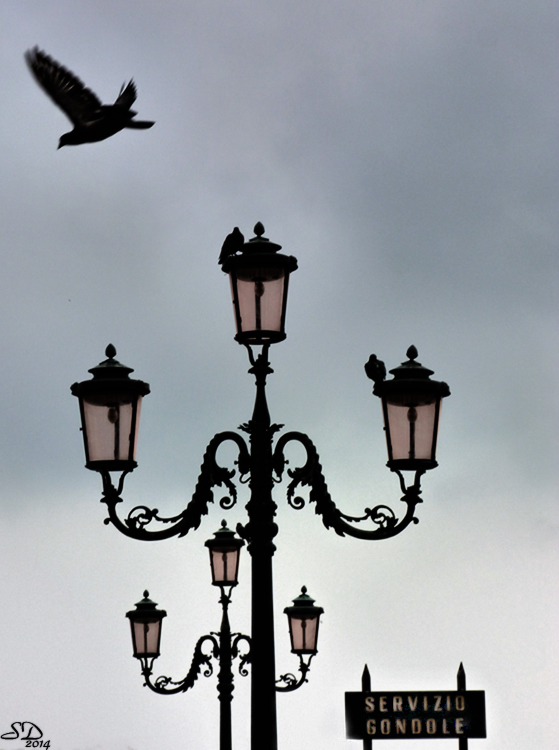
(71, 222, 450, 750)
(124, 520, 322, 750)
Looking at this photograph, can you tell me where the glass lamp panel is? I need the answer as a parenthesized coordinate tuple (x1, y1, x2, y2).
(131, 619, 161, 657)
(210, 548, 239, 585)
(82, 397, 141, 462)
(385, 401, 437, 461)
(290, 615, 319, 654)
(233, 269, 286, 335)
(131, 397, 142, 460)
(413, 401, 440, 459)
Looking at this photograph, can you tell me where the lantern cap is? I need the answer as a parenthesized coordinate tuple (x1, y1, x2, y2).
(205, 519, 245, 550)
(243, 222, 282, 254)
(388, 345, 434, 380)
(126, 590, 167, 622)
(87, 344, 135, 379)
(71, 344, 150, 398)
(283, 586, 324, 617)
(220, 223, 297, 273)
(371, 346, 450, 400)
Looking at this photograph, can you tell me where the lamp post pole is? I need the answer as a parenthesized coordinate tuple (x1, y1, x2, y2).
(243, 349, 279, 747)
(216, 587, 233, 750)
(72, 223, 450, 750)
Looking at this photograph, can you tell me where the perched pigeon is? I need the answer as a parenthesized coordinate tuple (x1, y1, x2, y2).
(219, 227, 244, 265)
(364, 354, 386, 384)
(25, 47, 155, 148)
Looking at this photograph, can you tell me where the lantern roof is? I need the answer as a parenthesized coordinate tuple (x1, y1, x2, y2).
(388, 345, 434, 380)
(71, 344, 150, 398)
(205, 520, 245, 550)
(87, 343, 135, 379)
(243, 222, 283, 254)
(220, 223, 298, 273)
(283, 586, 324, 617)
(126, 590, 167, 622)
(372, 346, 450, 401)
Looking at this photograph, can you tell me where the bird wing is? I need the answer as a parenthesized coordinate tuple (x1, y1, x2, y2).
(114, 80, 137, 110)
(25, 47, 103, 126)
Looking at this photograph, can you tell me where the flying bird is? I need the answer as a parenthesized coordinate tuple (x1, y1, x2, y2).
(25, 47, 155, 148)
(219, 227, 245, 265)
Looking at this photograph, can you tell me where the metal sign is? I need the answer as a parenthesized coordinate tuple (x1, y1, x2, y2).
(346, 690, 486, 739)
(345, 664, 486, 746)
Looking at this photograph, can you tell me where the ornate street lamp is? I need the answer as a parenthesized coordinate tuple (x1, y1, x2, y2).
(284, 586, 323, 656)
(205, 520, 244, 587)
(124, 523, 313, 750)
(220, 222, 298, 344)
(72, 222, 450, 750)
(126, 591, 166, 664)
(70, 344, 149, 473)
(369, 345, 450, 472)
(273, 586, 325, 694)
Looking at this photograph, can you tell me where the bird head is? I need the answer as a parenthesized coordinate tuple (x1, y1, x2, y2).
(58, 132, 81, 149)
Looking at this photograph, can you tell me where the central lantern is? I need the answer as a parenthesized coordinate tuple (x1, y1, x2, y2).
(205, 520, 245, 588)
(220, 223, 298, 345)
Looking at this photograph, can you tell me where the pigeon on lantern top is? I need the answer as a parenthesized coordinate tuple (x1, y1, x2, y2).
(25, 47, 155, 148)
(218, 227, 245, 265)
(364, 353, 386, 384)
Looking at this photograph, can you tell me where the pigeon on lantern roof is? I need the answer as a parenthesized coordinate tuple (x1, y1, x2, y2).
(364, 353, 386, 384)
(218, 227, 245, 265)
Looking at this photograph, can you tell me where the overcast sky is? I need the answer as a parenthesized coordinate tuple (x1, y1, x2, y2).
(0, 1, 557, 749)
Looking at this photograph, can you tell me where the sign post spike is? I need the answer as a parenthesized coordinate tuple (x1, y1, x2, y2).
(362, 664, 371, 691)
(362, 665, 372, 750)
(457, 663, 468, 750)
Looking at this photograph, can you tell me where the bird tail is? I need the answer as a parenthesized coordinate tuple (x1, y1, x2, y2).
(126, 120, 155, 129)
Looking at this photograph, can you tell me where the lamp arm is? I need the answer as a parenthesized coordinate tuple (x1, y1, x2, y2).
(141, 634, 219, 695)
(275, 654, 314, 692)
(100, 431, 250, 541)
(231, 633, 252, 677)
(273, 432, 424, 540)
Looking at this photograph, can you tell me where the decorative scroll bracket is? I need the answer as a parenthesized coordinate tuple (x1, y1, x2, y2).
(99, 431, 250, 541)
(275, 653, 315, 693)
(140, 631, 251, 696)
(272, 431, 425, 540)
